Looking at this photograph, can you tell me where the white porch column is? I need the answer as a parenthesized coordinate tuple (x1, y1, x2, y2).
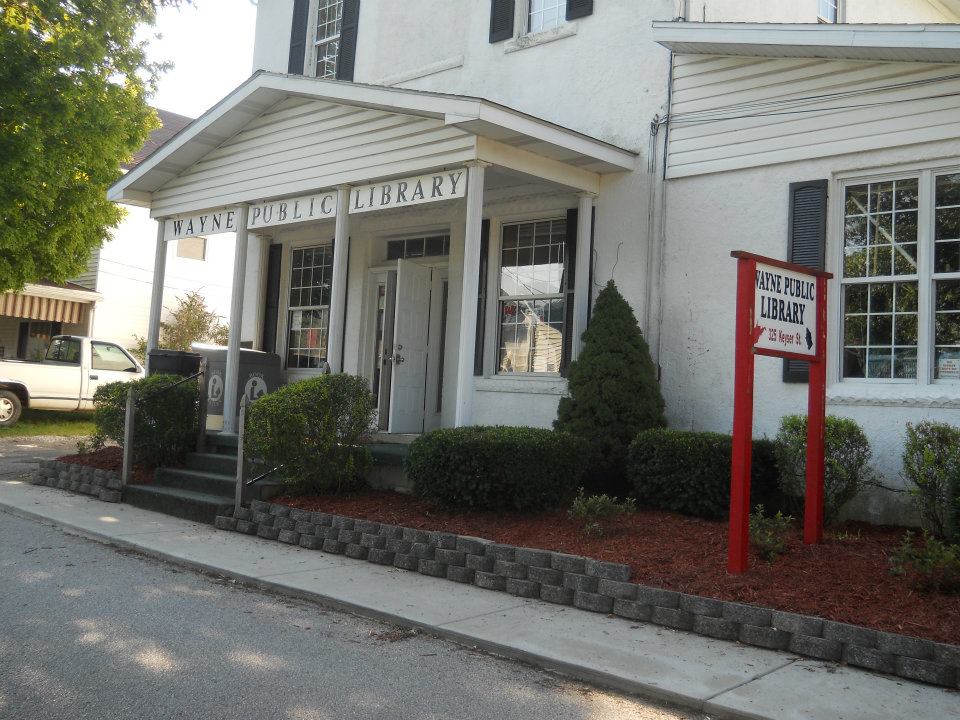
(571, 193, 596, 360)
(145, 219, 167, 373)
(454, 163, 487, 427)
(222, 205, 250, 434)
(326, 185, 351, 373)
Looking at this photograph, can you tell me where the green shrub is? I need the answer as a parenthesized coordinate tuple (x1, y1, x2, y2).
(554, 280, 665, 495)
(889, 530, 960, 593)
(569, 488, 636, 537)
(408, 426, 588, 512)
(774, 415, 872, 524)
(93, 374, 199, 467)
(245, 374, 374, 495)
(750, 505, 794, 562)
(628, 429, 783, 520)
(902, 421, 960, 543)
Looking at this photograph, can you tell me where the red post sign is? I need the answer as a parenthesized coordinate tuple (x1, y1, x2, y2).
(729, 251, 832, 574)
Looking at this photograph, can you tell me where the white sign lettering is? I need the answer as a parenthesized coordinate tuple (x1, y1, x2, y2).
(349, 170, 467, 214)
(753, 262, 818, 357)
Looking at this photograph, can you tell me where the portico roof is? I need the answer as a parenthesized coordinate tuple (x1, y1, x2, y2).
(109, 72, 636, 211)
(651, 22, 960, 63)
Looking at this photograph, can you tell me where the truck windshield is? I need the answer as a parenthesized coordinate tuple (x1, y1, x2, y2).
(45, 337, 81, 364)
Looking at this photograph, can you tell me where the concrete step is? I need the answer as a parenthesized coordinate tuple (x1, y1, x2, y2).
(367, 443, 409, 468)
(185, 452, 238, 475)
(154, 467, 236, 497)
(204, 432, 239, 457)
(122, 485, 233, 525)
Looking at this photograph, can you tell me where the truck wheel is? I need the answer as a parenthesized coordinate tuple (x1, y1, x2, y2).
(0, 390, 22, 427)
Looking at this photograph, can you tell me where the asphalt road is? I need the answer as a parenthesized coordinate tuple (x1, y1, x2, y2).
(0, 510, 695, 720)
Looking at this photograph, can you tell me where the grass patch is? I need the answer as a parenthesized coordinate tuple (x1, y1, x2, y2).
(0, 409, 96, 438)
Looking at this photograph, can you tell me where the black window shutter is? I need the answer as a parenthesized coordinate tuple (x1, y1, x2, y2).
(566, 0, 594, 21)
(561, 208, 578, 376)
(336, 0, 360, 81)
(287, 0, 310, 75)
(474, 219, 490, 376)
(783, 179, 828, 383)
(261, 244, 283, 354)
(489, 0, 515, 43)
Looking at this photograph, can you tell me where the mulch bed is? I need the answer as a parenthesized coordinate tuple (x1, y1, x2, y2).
(57, 446, 154, 485)
(277, 489, 960, 646)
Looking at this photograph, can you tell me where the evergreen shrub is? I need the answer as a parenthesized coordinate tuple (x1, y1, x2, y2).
(408, 426, 588, 512)
(628, 429, 782, 520)
(93, 374, 199, 467)
(245, 374, 374, 495)
(554, 280, 665, 494)
(774, 415, 872, 524)
(902, 421, 960, 543)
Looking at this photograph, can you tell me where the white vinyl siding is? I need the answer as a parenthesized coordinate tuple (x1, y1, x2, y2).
(151, 97, 476, 218)
(666, 55, 960, 178)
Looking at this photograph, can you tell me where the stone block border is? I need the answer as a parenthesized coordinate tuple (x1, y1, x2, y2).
(32, 460, 123, 503)
(216, 501, 960, 690)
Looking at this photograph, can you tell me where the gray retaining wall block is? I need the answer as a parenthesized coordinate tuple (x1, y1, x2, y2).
(78, 483, 93, 495)
(402, 528, 430, 543)
(822, 620, 878, 649)
(300, 534, 324, 550)
(934, 643, 960, 669)
(411, 543, 435, 560)
(106, 475, 123, 490)
(447, 566, 475, 584)
(289, 508, 311, 522)
(257, 525, 280, 541)
(234, 507, 253, 521)
(320, 526, 341, 540)
(895, 656, 956, 687)
(474, 571, 506, 592)
(788, 634, 842, 662)
(515, 548, 553, 568)
(214, 516, 237, 531)
(355, 520, 381, 534)
(367, 548, 395, 565)
(345, 544, 368, 560)
(252, 512, 274, 526)
(338, 529, 362, 545)
(574, 591, 614, 613)
(842, 645, 896, 674)
(652, 606, 695, 631)
(527, 567, 563, 586)
(236, 520, 258, 535)
(455, 537, 490, 555)
(877, 632, 934, 660)
(378, 524, 403, 540)
(276, 517, 296, 531)
(506, 578, 541, 598)
(418, 559, 447, 577)
(771, 610, 824, 637)
(598, 579, 638, 601)
(540, 585, 575, 605)
(722, 602, 772, 627)
(295, 522, 317, 535)
(386, 538, 412, 554)
(99, 489, 122, 503)
(634, 586, 679, 609)
(435, 548, 466, 566)
(484, 543, 516, 562)
(465, 554, 495, 572)
(428, 531, 458, 549)
(679, 594, 724, 618)
(322, 539, 345, 554)
(393, 553, 420, 571)
(269, 504, 290, 518)
(740, 624, 791, 650)
(331, 516, 354, 530)
(360, 533, 386, 549)
(278, 530, 301, 545)
(585, 559, 631, 582)
(693, 615, 739, 641)
(562, 573, 598, 593)
(310, 512, 333, 526)
(613, 599, 652, 622)
(494, 560, 528, 579)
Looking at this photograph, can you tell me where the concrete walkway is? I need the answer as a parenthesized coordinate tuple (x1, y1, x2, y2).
(0, 479, 957, 720)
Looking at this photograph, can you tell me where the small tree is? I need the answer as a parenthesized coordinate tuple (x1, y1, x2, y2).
(555, 280, 666, 494)
(130, 292, 228, 362)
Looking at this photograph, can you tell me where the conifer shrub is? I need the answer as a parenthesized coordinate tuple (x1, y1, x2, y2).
(407, 426, 588, 512)
(628, 430, 783, 520)
(554, 280, 665, 494)
(245, 374, 374, 495)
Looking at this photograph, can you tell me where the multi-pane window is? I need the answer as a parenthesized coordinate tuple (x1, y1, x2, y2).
(818, 0, 839, 23)
(386, 234, 450, 261)
(498, 219, 566, 374)
(287, 245, 332, 369)
(528, 0, 565, 33)
(314, 0, 343, 79)
(841, 172, 960, 383)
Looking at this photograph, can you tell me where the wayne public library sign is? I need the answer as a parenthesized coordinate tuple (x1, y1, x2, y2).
(163, 170, 467, 242)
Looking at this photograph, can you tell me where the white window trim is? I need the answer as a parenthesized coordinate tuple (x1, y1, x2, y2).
(306, 0, 343, 79)
(817, 0, 843, 24)
(827, 162, 960, 405)
(504, 0, 578, 54)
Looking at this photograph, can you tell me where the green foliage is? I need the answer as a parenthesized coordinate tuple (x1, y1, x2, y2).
(774, 415, 872, 524)
(554, 280, 666, 494)
(0, 1, 183, 291)
(902, 421, 960, 543)
(93, 374, 199, 467)
(408, 426, 588, 512)
(74, 434, 105, 456)
(160, 291, 229, 351)
(568, 488, 636, 537)
(628, 429, 783, 520)
(245, 375, 375, 495)
(749, 505, 794, 562)
(889, 530, 960, 593)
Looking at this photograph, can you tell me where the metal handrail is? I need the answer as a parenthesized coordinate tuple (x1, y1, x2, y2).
(245, 464, 283, 487)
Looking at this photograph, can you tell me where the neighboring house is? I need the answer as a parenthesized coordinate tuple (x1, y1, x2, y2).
(108, 1, 960, 523)
(0, 110, 235, 361)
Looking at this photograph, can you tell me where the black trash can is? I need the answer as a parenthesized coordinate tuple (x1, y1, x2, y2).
(147, 349, 203, 377)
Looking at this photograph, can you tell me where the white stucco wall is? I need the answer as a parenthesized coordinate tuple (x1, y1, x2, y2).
(660, 138, 960, 524)
(252, 0, 296, 73)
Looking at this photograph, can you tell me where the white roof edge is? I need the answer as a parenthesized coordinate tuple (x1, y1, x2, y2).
(108, 72, 635, 207)
(20, 283, 103, 303)
(651, 21, 960, 58)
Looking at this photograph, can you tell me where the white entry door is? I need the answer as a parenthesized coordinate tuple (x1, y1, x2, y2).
(388, 259, 433, 433)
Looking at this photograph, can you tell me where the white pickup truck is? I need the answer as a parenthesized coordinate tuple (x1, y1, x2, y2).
(0, 336, 144, 427)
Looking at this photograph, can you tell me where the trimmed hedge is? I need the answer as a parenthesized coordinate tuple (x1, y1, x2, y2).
(245, 374, 374, 495)
(408, 426, 588, 512)
(93, 374, 199, 467)
(903, 421, 960, 543)
(628, 429, 783, 520)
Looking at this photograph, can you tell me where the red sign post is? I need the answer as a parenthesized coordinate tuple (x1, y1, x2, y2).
(729, 251, 832, 574)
